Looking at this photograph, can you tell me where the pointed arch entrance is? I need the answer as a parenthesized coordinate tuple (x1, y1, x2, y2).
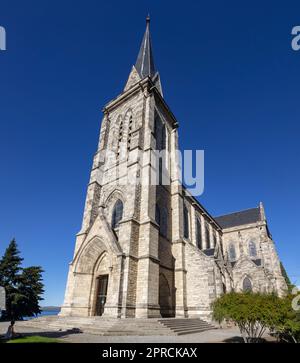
(74, 236, 116, 317)
(92, 252, 111, 316)
(95, 274, 109, 316)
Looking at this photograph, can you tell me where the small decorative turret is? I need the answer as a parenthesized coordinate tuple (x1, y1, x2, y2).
(259, 201, 266, 221)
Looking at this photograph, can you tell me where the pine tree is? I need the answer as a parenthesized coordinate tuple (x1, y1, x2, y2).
(0, 239, 44, 320)
(17, 266, 44, 318)
(0, 239, 23, 319)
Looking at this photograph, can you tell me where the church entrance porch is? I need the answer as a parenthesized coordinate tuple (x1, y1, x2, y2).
(95, 274, 109, 316)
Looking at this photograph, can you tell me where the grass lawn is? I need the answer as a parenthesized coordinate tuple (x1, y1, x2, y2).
(6, 335, 61, 343)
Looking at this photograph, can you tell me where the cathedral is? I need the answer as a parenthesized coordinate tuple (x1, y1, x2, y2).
(60, 18, 287, 321)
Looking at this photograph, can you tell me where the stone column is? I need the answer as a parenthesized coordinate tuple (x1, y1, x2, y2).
(135, 91, 161, 318)
(170, 128, 188, 318)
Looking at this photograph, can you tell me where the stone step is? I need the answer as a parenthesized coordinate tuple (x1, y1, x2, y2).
(20, 318, 174, 336)
(158, 318, 216, 335)
(159, 319, 209, 323)
(160, 321, 211, 326)
(172, 325, 213, 331)
(20, 317, 216, 336)
(176, 327, 216, 335)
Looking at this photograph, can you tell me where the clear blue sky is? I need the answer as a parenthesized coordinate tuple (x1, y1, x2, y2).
(0, 0, 299, 306)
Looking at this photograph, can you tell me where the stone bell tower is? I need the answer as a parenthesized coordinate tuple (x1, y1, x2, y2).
(60, 17, 180, 318)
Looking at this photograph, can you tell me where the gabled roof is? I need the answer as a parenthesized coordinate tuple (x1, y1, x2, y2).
(214, 207, 262, 229)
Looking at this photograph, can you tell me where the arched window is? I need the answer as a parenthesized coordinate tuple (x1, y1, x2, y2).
(159, 157, 163, 185)
(111, 199, 123, 229)
(161, 125, 166, 150)
(205, 223, 210, 249)
(154, 112, 167, 185)
(196, 217, 202, 249)
(117, 119, 123, 159)
(249, 241, 257, 257)
(160, 207, 168, 237)
(213, 232, 217, 248)
(183, 205, 189, 239)
(243, 277, 252, 292)
(154, 112, 166, 151)
(229, 243, 236, 261)
(127, 116, 133, 151)
(155, 204, 168, 237)
(155, 204, 161, 226)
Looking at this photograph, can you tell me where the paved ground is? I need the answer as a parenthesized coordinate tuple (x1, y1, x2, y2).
(0, 321, 275, 343)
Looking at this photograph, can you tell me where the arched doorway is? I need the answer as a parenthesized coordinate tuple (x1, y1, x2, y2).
(73, 234, 121, 318)
(159, 273, 174, 317)
(92, 252, 111, 316)
(95, 275, 109, 316)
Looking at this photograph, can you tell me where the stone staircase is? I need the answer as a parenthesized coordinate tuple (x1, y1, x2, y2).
(21, 316, 175, 336)
(21, 316, 216, 336)
(158, 318, 217, 335)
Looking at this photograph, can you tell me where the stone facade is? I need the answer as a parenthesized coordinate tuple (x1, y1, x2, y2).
(60, 20, 287, 321)
(217, 204, 287, 296)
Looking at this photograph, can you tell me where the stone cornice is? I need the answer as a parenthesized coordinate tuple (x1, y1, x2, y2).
(102, 77, 149, 113)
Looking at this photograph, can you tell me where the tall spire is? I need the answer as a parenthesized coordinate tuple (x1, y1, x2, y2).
(124, 16, 162, 95)
(135, 15, 156, 79)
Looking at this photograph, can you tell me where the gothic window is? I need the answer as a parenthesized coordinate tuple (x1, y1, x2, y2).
(117, 119, 124, 159)
(159, 157, 163, 185)
(243, 277, 252, 292)
(183, 205, 189, 239)
(155, 204, 161, 226)
(249, 241, 257, 257)
(213, 231, 217, 248)
(154, 112, 167, 184)
(111, 199, 123, 229)
(154, 112, 165, 151)
(205, 223, 210, 249)
(160, 207, 168, 238)
(127, 116, 133, 151)
(196, 217, 202, 249)
(229, 243, 236, 261)
(161, 124, 166, 150)
(155, 204, 168, 237)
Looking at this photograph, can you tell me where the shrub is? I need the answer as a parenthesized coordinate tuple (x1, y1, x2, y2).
(212, 292, 287, 343)
(273, 293, 300, 343)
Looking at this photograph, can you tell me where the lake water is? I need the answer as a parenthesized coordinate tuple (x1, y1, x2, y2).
(24, 309, 60, 320)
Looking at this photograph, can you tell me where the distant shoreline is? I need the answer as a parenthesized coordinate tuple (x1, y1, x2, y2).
(41, 306, 61, 312)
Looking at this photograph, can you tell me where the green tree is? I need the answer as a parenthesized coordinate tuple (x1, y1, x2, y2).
(274, 293, 300, 343)
(212, 292, 287, 343)
(17, 266, 44, 318)
(0, 239, 23, 319)
(0, 240, 44, 320)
